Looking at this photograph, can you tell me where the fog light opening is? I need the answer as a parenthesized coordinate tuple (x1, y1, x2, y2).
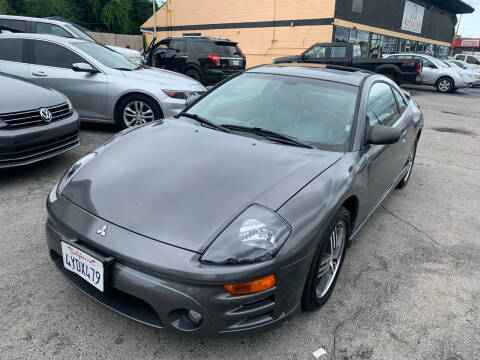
(168, 309, 203, 331)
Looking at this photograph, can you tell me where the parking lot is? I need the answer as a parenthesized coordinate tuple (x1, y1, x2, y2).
(1, 86, 479, 359)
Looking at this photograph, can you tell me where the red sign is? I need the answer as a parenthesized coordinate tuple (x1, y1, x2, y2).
(453, 38, 480, 48)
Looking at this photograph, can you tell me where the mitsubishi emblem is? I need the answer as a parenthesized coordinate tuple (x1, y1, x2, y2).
(97, 225, 107, 237)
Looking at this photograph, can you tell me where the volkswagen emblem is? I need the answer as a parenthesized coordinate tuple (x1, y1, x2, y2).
(40, 108, 52, 123)
(96, 225, 107, 237)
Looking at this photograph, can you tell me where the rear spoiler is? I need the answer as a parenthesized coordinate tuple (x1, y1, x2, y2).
(215, 41, 237, 46)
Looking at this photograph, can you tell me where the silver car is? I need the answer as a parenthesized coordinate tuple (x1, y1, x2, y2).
(0, 15, 142, 63)
(446, 60, 480, 87)
(386, 53, 473, 93)
(0, 34, 206, 128)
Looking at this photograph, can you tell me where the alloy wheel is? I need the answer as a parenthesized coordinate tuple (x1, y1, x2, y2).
(123, 101, 155, 127)
(438, 79, 451, 92)
(403, 146, 415, 182)
(316, 220, 346, 299)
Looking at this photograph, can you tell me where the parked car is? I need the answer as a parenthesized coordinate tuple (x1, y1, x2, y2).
(444, 60, 480, 87)
(143, 36, 246, 85)
(0, 74, 79, 168)
(385, 54, 473, 93)
(272, 42, 423, 85)
(454, 53, 480, 68)
(0, 34, 206, 128)
(46, 64, 423, 335)
(0, 15, 142, 64)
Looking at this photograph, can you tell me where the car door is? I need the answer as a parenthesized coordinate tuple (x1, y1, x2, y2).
(415, 56, 438, 85)
(27, 39, 108, 121)
(164, 39, 188, 73)
(364, 81, 407, 211)
(0, 38, 29, 78)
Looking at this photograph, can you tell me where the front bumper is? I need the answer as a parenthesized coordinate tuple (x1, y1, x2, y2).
(0, 111, 80, 168)
(46, 188, 310, 335)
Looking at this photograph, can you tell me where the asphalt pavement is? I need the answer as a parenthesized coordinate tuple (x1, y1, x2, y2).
(1, 87, 479, 360)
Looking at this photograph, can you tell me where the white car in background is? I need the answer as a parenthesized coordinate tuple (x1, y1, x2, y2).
(444, 60, 480, 87)
(386, 53, 473, 93)
(0, 15, 142, 63)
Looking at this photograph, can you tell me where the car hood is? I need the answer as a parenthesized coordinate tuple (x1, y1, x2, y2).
(120, 68, 206, 91)
(62, 119, 342, 253)
(0, 75, 66, 114)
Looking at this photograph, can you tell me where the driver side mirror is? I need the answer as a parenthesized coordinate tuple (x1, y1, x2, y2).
(72, 63, 99, 73)
(366, 125, 401, 145)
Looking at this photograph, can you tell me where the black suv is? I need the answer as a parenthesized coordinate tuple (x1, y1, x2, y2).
(143, 36, 246, 85)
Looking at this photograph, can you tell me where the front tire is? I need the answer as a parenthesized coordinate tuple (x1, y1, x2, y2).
(301, 207, 351, 311)
(184, 68, 202, 83)
(436, 77, 454, 93)
(397, 140, 418, 189)
(115, 94, 163, 129)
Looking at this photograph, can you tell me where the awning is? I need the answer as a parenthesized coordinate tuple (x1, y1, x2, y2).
(427, 0, 474, 14)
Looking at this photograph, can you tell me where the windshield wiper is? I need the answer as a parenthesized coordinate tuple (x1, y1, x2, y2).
(221, 125, 314, 149)
(177, 113, 232, 133)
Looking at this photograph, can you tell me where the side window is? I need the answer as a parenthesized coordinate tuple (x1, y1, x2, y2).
(417, 57, 434, 68)
(330, 46, 347, 58)
(35, 22, 72, 38)
(367, 82, 399, 127)
(170, 40, 187, 52)
(0, 19, 26, 33)
(392, 87, 407, 113)
(456, 55, 465, 61)
(153, 42, 170, 54)
(304, 45, 326, 60)
(0, 38, 24, 62)
(32, 40, 84, 69)
(467, 56, 480, 65)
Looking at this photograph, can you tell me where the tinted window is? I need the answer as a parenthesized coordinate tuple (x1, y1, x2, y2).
(304, 45, 326, 60)
(170, 40, 187, 52)
(330, 46, 347, 58)
(367, 82, 399, 127)
(392, 87, 407, 113)
(0, 38, 24, 62)
(187, 73, 359, 151)
(0, 19, 26, 33)
(467, 56, 480, 65)
(193, 41, 214, 53)
(456, 55, 465, 61)
(32, 40, 84, 69)
(35, 22, 72, 38)
(214, 42, 243, 56)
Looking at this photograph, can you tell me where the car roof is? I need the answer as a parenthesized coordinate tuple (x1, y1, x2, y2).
(0, 14, 68, 26)
(165, 36, 236, 43)
(0, 32, 87, 44)
(246, 63, 372, 86)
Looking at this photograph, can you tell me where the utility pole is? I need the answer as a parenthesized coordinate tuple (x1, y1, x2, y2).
(153, 0, 157, 41)
(451, 14, 462, 56)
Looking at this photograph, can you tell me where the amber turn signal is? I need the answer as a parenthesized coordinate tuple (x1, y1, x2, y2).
(223, 274, 276, 295)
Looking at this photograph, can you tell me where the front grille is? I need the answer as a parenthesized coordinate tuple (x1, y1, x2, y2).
(0, 102, 71, 128)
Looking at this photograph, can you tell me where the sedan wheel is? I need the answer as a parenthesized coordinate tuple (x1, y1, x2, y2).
(315, 220, 346, 299)
(397, 140, 417, 188)
(436, 78, 453, 93)
(301, 207, 351, 310)
(123, 101, 155, 127)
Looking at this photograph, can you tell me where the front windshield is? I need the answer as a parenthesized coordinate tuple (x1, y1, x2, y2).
(186, 73, 359, 151)
(65, 25, 96, 42)
(73, 42, 137, 70)
(453, 61, 471, 69)
(446, 61, 461, 70)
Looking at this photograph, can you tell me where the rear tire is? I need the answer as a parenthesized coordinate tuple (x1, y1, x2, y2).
(184, 68, 202, 83)
(384, 73, 399, 85)
(301, 207, 351, 311)
(397, 140, 418, 189)
(435, 77, 454, 93)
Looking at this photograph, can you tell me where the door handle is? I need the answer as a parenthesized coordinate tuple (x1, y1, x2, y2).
(32, 71, 47, 77)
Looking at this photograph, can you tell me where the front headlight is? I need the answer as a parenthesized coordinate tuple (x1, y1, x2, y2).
(457, 71, 464, 78)
(201, 205, 291, 264)
(162, 90, 203, 100)
(57, 152, 96, 195)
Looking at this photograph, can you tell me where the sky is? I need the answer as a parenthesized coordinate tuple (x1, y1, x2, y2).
(456, 0, 480, 37)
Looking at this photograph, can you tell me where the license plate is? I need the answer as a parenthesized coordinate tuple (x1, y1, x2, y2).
(61, 242, 104, 292)
(232, 59, 240, 66)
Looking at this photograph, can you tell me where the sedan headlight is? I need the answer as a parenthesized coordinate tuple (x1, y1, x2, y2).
(201, 205, 291, 264)
(57, 152, 96, 195)
(162, 90, 203, 100)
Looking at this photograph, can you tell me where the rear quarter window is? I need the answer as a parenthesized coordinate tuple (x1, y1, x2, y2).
(193, 41, 214, 53)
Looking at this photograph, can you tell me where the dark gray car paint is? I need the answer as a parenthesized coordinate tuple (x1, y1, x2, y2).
(0, 75, 80, 168)
(45, 65, 423, 335)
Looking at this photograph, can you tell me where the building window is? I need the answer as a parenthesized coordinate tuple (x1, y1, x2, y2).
(352, 0, 363, 13)
(370, 34, 383, 58)
(349, 30, 369, 58)
(334, 26, 349, 43)
(399, 39, 407, 53)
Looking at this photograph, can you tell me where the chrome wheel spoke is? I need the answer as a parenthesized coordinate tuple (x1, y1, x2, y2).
(123, 101, 155, 127)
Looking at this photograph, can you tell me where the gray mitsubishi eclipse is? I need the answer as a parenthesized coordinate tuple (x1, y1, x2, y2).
(0, 74, 79, 168)
(46, 64, 423, 335)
